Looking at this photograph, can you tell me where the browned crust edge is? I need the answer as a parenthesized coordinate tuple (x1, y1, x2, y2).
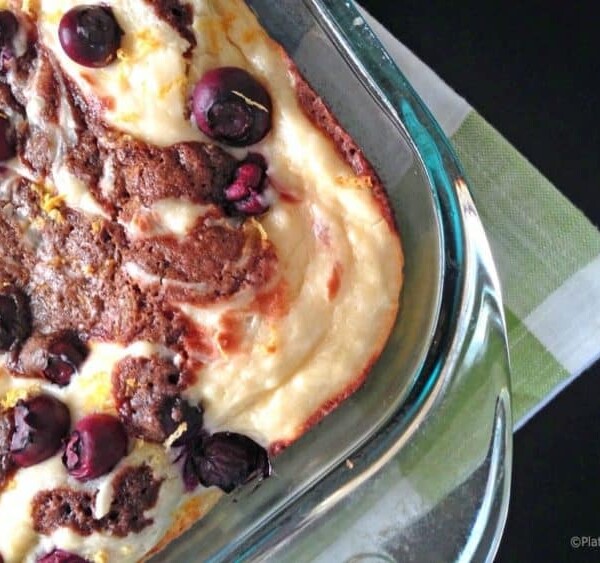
(281, 48, 399, 234)
(267, 46, 403, 455)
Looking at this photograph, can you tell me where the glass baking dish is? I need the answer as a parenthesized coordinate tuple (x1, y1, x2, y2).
(156, 1, 512, 561)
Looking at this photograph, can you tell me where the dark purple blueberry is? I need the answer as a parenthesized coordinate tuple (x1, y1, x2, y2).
(10, 395, 71, 468)
(0, 286, 32, 351)
(0, 10, 18, 49)
(63, 413, 127, 481)
(0, 115, 15, 161)
(192, 67, 272, 146)
(58, 5, 123, 68)
(37, 549, 90, 563)
(224, 162, 263, 201)
(43, 331, 89, 387)
(224, 154, 270, 216)
(184, 432, 271, 493)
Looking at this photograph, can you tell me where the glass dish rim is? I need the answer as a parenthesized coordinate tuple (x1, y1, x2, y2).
(233, 0, 512, 559)
(159, 1, 513, 560)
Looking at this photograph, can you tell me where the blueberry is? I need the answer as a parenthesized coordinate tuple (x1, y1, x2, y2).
(0, 10, 18, 49)
(192, 67, 272, 146)
(224, 154, 270, 216)
(183, 431, 271, 493)
(10, 395, 71, 468)
(224, 162, 264, 201)
(58, 5, 123, 68)
(0, 115, 15, 161)
(0, 286, 32, 352)
(37, 550, 90, 563)
(63, 414, 127, 481)
(43, 331, 89, 387)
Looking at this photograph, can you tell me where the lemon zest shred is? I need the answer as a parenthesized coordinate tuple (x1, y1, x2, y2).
(91, 220, 103, 234)
(125, 377, 137, 394)
(118, 29, 162, 64)
(164, 422, 188, 449)
(47, 208, 65, 224)
(1, 385, 40, 410)
(158, 75, 187, 99)
(116, 48, 130, 63)
(231, 90, 269, 113)
(42, 193, 65, 214)
(22, 0, 39, 16)
(250, 218, 269, 241)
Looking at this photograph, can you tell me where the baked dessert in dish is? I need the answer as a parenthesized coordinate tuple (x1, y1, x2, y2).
(0, 0, 403, 561)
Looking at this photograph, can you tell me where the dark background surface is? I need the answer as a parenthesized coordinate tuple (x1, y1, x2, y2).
(358, 1, 600, 561)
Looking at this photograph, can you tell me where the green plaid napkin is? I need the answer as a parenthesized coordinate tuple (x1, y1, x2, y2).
(368, 14, 600, 430)
(273, 11, 600, 561)
(277, 13, 600, 562)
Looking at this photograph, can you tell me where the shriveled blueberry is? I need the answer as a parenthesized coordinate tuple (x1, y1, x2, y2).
(224, 154, 270, 216)
(224, 162, 263, 201)
(186, 432, 271, 493)
(63, 413, 127, 481)
(181, 447, 201, 491)
(192, 67, 272, 146)
(0, 286, 32, 352)
(10, 395, 71, 468)
(0, 115, 15, 161)
(37, 549, 90, 563)
(0, 10, 18, 49)
(17, 331, 88, 385)
(58, 5, 123, 68)
(43, 331, 89, 387)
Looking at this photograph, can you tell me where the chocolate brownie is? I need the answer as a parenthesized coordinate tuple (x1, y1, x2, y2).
(0, 2, 403, 561)
(33, 488, 97, 536)
(32, 464, 162, 537)
(112, 355, 199, 443)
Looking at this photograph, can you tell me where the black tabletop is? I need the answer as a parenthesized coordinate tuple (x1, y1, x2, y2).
(359, 1, 600, 561)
